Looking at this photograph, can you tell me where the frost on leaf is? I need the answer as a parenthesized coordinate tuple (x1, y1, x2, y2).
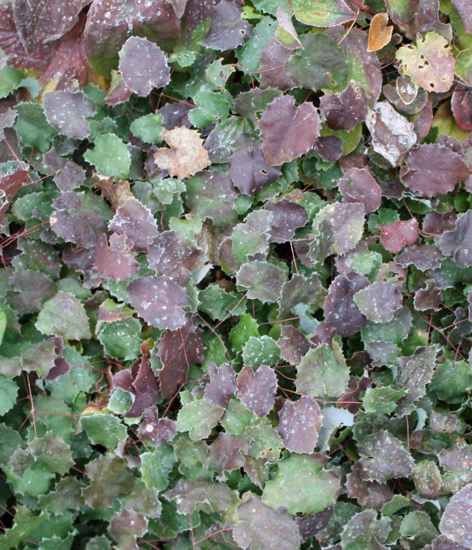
(260, 95, 321, 166)
(277, 273, 325, 320)
(233, 494, 301, 550)
(43, 91, 95, 140)
(396, 244, 444, 271)
(209, 432, 250, 474)
(266, 199, 308, 242)
(177, 399, 224, 441)
(92, 173, 134, 212)
(296, 344, 350, 398)
(118, 36, 171, 96)
(200, 0, 252, 50)
(439, 445, 472, 494)
(277, 326, 310, 366)
(401, 144, 472, 197)
(109, 197, 158, 252)
(43, 149, 85, 193)
(184, 170, 239, 226)
(80, 414, 128, 449)
(339, 168, 382, 214)
(278, 396, 323, 454)
(7, 269, 57, 315)
(259, 39, 296, 92)
(94, 233, 139, 282)
(36, 291, 91, 341)
(285, 34, 349, 93)
(50, 192, 109, 249)
(353, 282, 403, 324)
(262, 454, 341, 514)
(237, 365, 277, 417)
(380, 218, 418, 254)
(148, 230, 205, 284)
(229, 142, 281, 196)
(365, 101, 416, 166)
(414, 280, 442, 311)
(84, 133, 131, 180)
(396, 32, 455, 92)
(341, 509, 391, 550)
(320, 82, 369, 132)
(127, 275, 189, 330)
(323, 273, 369, 337)
(138, 406, 177, 446)
(358, 430, 414, 482)
(394, 346, 439, 416)
(439, 483, 472, 549)
(242, 336, 281, 369)
(204, 362, 237, 409)
(291, 0, 356, 27)
(153, 127, 211, 179)
(368, 12, 394, 52)
(232, 210, 273, 262)
(438, 211, 472, 268)
(236, 260, 286, 303)
(157, 319, 204, 399)
(109, 510, 148, 550)
(29, 431, 74, 476)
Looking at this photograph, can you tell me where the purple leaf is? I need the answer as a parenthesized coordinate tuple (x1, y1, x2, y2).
(265, 199, 308, 242)
(43, 91, 95, 140)
(346, 462, 393, 509)
(380, 218, 418, 254)
(439, 483, 472, 548)
(147, 230, 205, 285)
(313, 135, 343, 162)
(423, 210, 457, 235)
(260, 95, 321, 166)
(105, 70, 133, 106)
(43, 149, 85, 193)
(438, 211, 472, 268)
(7, 269, 57, 315)
(138, 406, 178, 446)
(277, 326, 310, 366)
(157, 319, 204, 399)
(236, 260, 286, 303)
(229, 142, 281, 196)
(204, 362, 237, 409)
(339, 168, 382, 214)
(200, 0, 252, 51)
(278, 396, 323, 454)
(94, 233, 139, 282)
(237, 365, 277, 417)
(278, 273, 325, 320)
(319, 83, 369, 131)
(259, 39, 296, 92)
(208, 432, 251, 474)
(353, 282, 403, 324)
(127, 275, 189, 330)
(414, 280, 442, 311)
(0, 168, 28, 224)
(118, 36, 171, 97)
(324, 273, 369, 337)
(109, 197, 158, 252)
(125, 348, 159, 418)
(157, 101, 192, 130)
(109, 510, 148, 549)
(396, 244, 445, 271)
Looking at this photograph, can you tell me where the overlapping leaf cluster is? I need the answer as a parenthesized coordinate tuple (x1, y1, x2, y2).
(1, 0, 472, 548)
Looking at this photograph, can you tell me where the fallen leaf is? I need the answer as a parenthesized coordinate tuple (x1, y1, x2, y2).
(368, 13, 393, 52)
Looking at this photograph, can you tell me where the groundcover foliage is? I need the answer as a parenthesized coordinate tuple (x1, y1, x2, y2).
(2, 0, 472, 548)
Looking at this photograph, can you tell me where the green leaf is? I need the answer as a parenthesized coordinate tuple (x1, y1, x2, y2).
(98, 317, 143, 360)
(262, 454, 341, 514)
(14, 103, 58, 153)
(36, 292, 92, 341)
(296, 343, 350, 398)
(236, 17, 277, 74)
(0, 374, 18, 415)
(232, 210, 273, 262)
(188, 90, 231, 128)
(84, 133, 131, 179)
(29, 431, 74, 475)
(292, 0, 356, 26)
(198, 286, 247, 320)
(0, 506, 49, 549)
(177, 399, 224, 441)
(130, 114, 163, 144)
(229, 314, 260, 353)
(0, 305, 6, 348)
(108, 388, 134, 415)
(140, 445, 177, 491)
(242, 336, 281, 369)
(0, 66, 24, 98)
(363, 386, 406, 415)
(80, 414, 128, 448)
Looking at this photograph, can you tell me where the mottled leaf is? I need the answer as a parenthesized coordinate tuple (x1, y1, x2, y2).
(204, 362, 237, 409)
(339, 168, 382, 214)
(200, 0, 252, 51)
(237, 365, 277, 417)
(354, 282, 403, 324)
(439, 211, 472, 268)
(236, 260, 286, 302)
(380, 218, 418, 254)
(43, 91, 95, 140)
(109, 197, 158, 252)
(319, 83, 369, 132)
(94, 233, 139, 282)
(266, 199, 308, 242)
(177, 399, 224, 441)
(277, 396, 323, 454)
(36, 291, 91, 340)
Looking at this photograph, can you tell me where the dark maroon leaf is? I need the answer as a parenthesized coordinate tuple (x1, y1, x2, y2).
(105, 70, 132, 106)
(396, 244, 445, 271)
(297, 507, 334, 540)
(452, 85, 472, 131)
(234, 88, 283, 125)
(138, 405, 177, 445)
(200, 0, 252, 51)
(109, 509, 147, 548)
(157, 319, 204, 399)
(260, 95, 321, 166)
(127, 352, 159, 418)
(43, 149, 85, 192)
(94, 233, 139, 282)
(229, 142, 281, 196)
(13, 0, 89, 54)
(439, 483, 472, 548)
(380, 218, 419, 254)
(84, 0, 181, 77)
(204, 362, 237, 409)
(0, 168, 28, 224)
(46, 337, 71, 381)
(383, 82, 429, 116)
(319, 83, 369, 132)
(209, 432, 251, 473)
(414, 280, 442, 311)
(339, 168, 382, 214)
(50, 192, 109, 248)
(118, 36, 171, 97)
(265, 199, 308, 242)
(277, 326, 310, 366)
(43, 91, 95, 140)
(402, 144, 472, 197)
(432, 535, 468, 550)
(313, 136, 343, 162)
(147, 230, 204, 285)
(452, 0, 472, 33)
(157, 102, 192, 130)
(353, 282, 403, 324)
(310, 322, 337, 347)
(7, 269, 57, 315)
(237, 365, 277, 417)
(259, 39, 296, 92)
(438, 210, 472, 268)
(323, 273, 369, 338)
(127, 275, 189, 330)
(109, 197, 158, 251)
(278, 396, 323, 454)
(346, 462, 393, 510)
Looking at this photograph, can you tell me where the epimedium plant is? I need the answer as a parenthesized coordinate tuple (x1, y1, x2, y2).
(1, 0, 472, 548)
